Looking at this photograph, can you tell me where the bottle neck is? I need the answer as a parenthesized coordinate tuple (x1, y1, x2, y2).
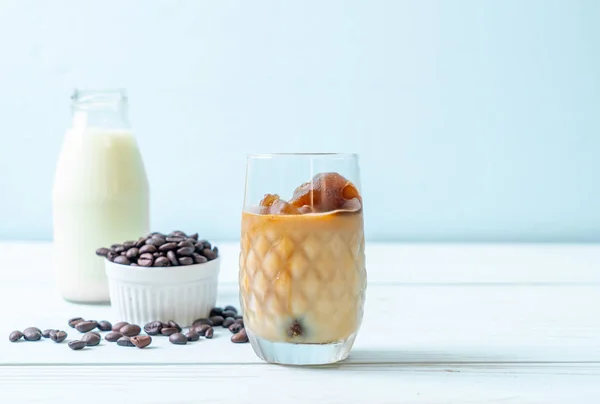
(70, 89, 130, 130)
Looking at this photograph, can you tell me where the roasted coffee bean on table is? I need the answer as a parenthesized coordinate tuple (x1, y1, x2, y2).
(222, 310, 237, 319)
(97, 320, 112, 331)
(231, 328, 248, 343)
(23, 328, 42, 341)
(130, 335, 152, 349)
(178, 256, 193, 265)
(169, 333, 188, 345)
(68, 340, 87, 350)
(81, 332, 101, 346)
(117, 336, 135, 347)
(192, 318, 213, 327)
(229, 322, 243, 334)
(185, 330, 200, 342)
(42, 329, 55, 338)
(224, 305, 238, 314)
(51, 330, 68, 343)
(144, 321, 163, 335)
(167, 320, 182, 332)
(9, 331, 23, 342)
(222, 317, 236, 328)
(210, 316, 224, 326)
(75, 321, 98, 333)
(112, 321, 129, 332)
(205, 327, 214, 339)
(120, 324, 141, 337)
(192, 324, 211, 336)
(105, 332, 123, 342)
(210, 307, 223, 317)
(160, 327, 178, 336)
(68, 317, 84, 328)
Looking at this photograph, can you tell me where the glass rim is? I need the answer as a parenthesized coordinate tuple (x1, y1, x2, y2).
(247, 153, 358, 159)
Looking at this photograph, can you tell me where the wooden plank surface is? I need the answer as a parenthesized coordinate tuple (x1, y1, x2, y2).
(0, 242, 598, 403)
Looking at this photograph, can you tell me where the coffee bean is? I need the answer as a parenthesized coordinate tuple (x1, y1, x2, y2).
(166, 236, 185, 243)
(23, 329, 42, 341)
(177, 240, 194, 249)
(192, 324, 211, 336)
(222, 310, 237, 319)
(159, 242, 177, 252)
(229, 323, 243, 334)
(231, 328, 248, 343)
(68, 340, 87, 350)
(24, 327, 41, 334)
(42, 329, 55, 338)
(205, 327, 214, 339)
(144, 321, 163, 336)
(97, 321, 112, 331)
(198, 240, 211, 250)
(167, 250, 179, 266)
(117, 336, 135, 347)
(210, 307, 223, 317)
(153, 252, 161, 257)
(224, 306, 238, 314)
(120, 324, 141, 337)
(222, 318, 236, 328)
(107, 252, 117, 262)
(202, 248, 217, 261)
(138, 253, 154, 267)
(105, 332, 123, 342)
(185, 331, 200, 341)
(68, 317, 85, 328)
(190, 253, 206, 265)
(75, 321, 98, 333)
(170, 230, 187, 237)
(192, 318, 213, 327)
(146, 237, 166, 247)
(177, 247, 194, 257)
(178, 256, 193, 266)
(126, 248, 139, 259)
(52, 330, 68, 343)
(112, 321, 129, 332)
(189, 233, 199, 241)
(209, 316, 224, 326)
(114, 245, 126, 253)
(139, 245, 157, 254)
(131, 335, 152, 348)
(135, 237, 148, 248)
(167, 320, 182, 332)
(114, 255, 131, 265)
(95, 247, 111, 257)
(9, 331, 23, 342)
(169, 333, 188, 345)
(154, 256, 170, 267)
(82, 332, 101, 346)
(212, 246, 219, 256)
(160, 327, 178, 336)
(123, 241, 135, 249)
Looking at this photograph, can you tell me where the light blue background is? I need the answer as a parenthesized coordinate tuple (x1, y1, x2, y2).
(0, 0, 598, 242)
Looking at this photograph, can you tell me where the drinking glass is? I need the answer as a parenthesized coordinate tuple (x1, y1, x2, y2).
(239, 153, 366, 365)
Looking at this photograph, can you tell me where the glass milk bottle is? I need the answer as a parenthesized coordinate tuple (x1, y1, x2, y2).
(52, 89, 150, 303)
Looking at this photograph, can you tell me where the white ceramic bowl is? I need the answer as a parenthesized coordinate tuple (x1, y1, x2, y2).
(105, 258, 220, 327)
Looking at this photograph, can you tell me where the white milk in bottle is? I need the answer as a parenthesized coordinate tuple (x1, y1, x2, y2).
(52, 90, 149, 303)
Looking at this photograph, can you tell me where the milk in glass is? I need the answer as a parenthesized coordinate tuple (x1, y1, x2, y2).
(52, 90, 149, 303)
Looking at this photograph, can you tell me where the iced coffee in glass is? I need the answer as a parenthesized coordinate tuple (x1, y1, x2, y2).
(239, 153, 366, 365)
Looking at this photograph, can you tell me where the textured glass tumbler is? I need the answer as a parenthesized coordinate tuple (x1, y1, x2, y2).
(239, 153, 366, 365)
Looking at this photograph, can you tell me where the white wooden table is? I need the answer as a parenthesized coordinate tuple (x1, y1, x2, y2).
(1, 242, 599, 403)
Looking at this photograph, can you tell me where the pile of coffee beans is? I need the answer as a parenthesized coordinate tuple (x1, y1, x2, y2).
(8, 306, 248, 350)
(96, 231, 218, 267)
